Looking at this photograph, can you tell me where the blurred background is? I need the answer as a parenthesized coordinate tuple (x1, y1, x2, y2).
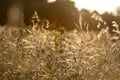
(0, 0, 120, 32)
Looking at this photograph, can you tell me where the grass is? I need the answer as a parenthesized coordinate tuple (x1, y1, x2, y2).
(0, 18, 120, 80)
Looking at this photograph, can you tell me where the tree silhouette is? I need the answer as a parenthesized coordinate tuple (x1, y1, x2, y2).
(1, 0, 119, 32)
(45, 0, 79, 30)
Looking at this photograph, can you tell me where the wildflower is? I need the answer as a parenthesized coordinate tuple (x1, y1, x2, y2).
(44, 19, 50, 29)
(112, 21, 120, 35)
(31, 10, 40, 26)
(32, 10, 40, 22)
(44, 50, 51, 56)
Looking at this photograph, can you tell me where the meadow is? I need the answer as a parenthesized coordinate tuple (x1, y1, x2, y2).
(0, 14, 120, 80)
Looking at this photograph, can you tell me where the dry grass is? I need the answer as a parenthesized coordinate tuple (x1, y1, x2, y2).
(0, 19, 120, 80)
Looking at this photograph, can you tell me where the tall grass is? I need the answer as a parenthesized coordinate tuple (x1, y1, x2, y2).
(0, 12, 120, 80)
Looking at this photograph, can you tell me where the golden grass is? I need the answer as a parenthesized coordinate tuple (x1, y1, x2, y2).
(0, 21, 120, 80)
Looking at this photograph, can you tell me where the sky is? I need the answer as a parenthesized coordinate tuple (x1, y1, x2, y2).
(49, 0, 120, 14)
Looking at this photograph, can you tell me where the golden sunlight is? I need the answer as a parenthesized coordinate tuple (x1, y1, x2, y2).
(73, 0, 120, 13)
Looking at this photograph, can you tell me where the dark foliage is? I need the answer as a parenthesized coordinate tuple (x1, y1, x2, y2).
(0, 0, 120, 32)
(0, 0, 79, 30)
(79, 9, 120, 33)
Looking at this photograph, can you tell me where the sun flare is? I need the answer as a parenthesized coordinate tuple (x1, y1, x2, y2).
(72, 0, 120, 13)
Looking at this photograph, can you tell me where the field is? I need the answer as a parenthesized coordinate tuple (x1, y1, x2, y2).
(0, 19, 120, 80)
